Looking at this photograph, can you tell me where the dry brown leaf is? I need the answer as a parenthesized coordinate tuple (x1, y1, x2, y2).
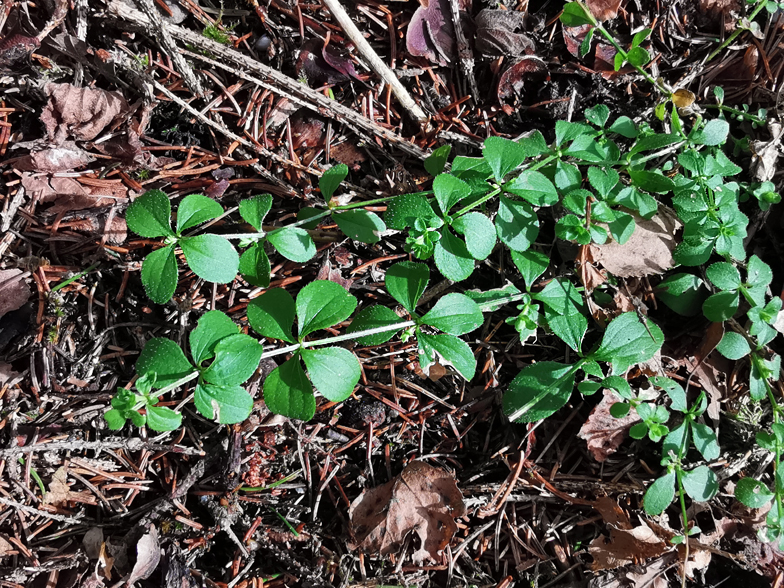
(44, 465, 95, 506)
(41, 83, 130, 145)
(589, 522, 670, 570)
(751, 121, 782, 183)
(21, 173, 128, 215)
(578, 389, 641, 462)
(349, 461, 466, 563)
(672, 89, 696, 109)
(13, 142, 95, 173)
(0, 270, 31, 321)
(586, 0, 622, 21)
(590, 211, 681, 278)
(0, 534, 14, 557)
(127, 526, 160, 586)
(592, 496, 632, 529)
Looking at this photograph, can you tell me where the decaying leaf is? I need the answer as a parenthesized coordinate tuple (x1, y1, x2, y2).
(44, 465, 96, 506)
(563, 24, 592, 58)
(590, 211, 681, 278)
(406, 0, 456, 65)
(497, 56, 548, 103)
(589, 521, 670, 570)
(578, 389, 641, 462)
(349, 460, 466, 563)
(672, 88, 696, 109)
(0, 34, 40, 71)
(0, 270, 31, 321)
(586, 0, 623, 21)
(475, 10, 535, 57)
(296, 38, 362, 86)
(750, 120, 782, 183)
(127, 526, 161, 586)
(83, 527, 104, 560)
(41, 83, 130, 145)
(0, 534, 14, 557)
(316, 260, 354, 291)
(13, 142, 95, 173)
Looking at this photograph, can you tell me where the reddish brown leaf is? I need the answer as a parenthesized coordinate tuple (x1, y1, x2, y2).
(41, 83, 130, 145)
(586, 0, 622, 22)
(578, 389, 641, 462)
(0, 270, 31, 321)
(589, 522, 670, 570)
(350, 461, 466, 563)
(296, 38, 361, 86)
(13, 142, 95, 173)
(497, 56, 548, 103)
(563, 24, 592, 58)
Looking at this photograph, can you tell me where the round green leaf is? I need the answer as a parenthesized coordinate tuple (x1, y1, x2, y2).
(385, 261, 429, 313)
(417, 332, 476, 380)
(735, 477, 774, 509)
(333, 209, 386, 244)
(247, 288, 295, 343)
(657, 273, 706, 317)
(302, 347, 360, 402)
(420, 293, 483, 335)
(239, 194, 272, 231)
(482, 136, 529, 181)
(145, 405, 183, 431)
(239, 242, 271, 288)
(348, 306, 403, 345)
(691, 422, 720, 461)
(137, 338, 194, 388)
(180, 234, 239, 284)
(503, 361, 576, 423)
(194, 382, 254, 424)
(452, 212, 496, 260)
(716, 331, 752, 360)
(190, 310, 239, 366)
(263, 356, 315, 421)
(592, 312, 664, 375)
(141, 245, 178, 304)
(267, 227, 316, 263)
(643, 471, 676, 515)
(695, 119, 730, 146)
(747, 255, 773, 288)
(126, 189, 174, 238)
(202, 333, 263, 386)
(104, 409, 127, 430)
(434, 228, 475, 282)
(176, 194, 223, 234)
(297, 280, 357, 338)
(496, 196, 539, 252)
(433, 173, 471, 215)
(319, 164, 348, 200)
(384, 193, 439, 231)
(706, 262, 741, 291)
(504, 171, 559, 206)
(610, 402, 631, 418)
(424, 144, 451, 176)
(702, 291, 739, 322)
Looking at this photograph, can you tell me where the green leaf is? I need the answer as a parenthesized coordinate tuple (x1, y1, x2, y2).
(420, 293, 483, 335)
(495, 196, 539, 252)
(297, 207, 323, 230)
(425, 144, 452, 176)
(536, 278, 585, 317)
(190, 310, 239, 366)
(608, 116, 637, 138)
(146, 405, 182, 431)
(452, 212, 496, 260)
(643, 472, 676, 515)
(662, 421, 689, 458)
(682, 465, 718, 502)
(417, 332, 476, 380)
(691, 422, 720, 461)
(562, 190, 588, 215)
(319, 164, 348, 199)
(747, 255, 773, 288)
(348, 306, 402, 345)
(702, 291, 739, 322)
(202, 334, 263, 386)
(560, 2, 594, 26)
(706, 262, 741, 291)
(104, 409, 128, 430)
(555, 120, 594, 147)
(511, 250, 549, 288)
(608, 212, 635, 245)
(555, 215, 590, 245)
(126, 189, 174, 238)
(384, 193, 439, 230)
(716, 331, 751, 360)
(297, 280, 357, 337)
(625, 46, 650, 67)
(465, 283, 522, 311)
(302, 347, 360, 402)
(141, 245, 178, 304)
(579, 27, 594, 57)
(483, 136, 529, 181)
(503, 362, 576, 422)
(553, 161, 583, 192)
(267, 227, 316, 263)
(592, 312, 664, 375)
(386, 261, 429, 313)
(587, 166, 619, 198)
(433, 173, 471, 215)
(434, 228, 475, 281)
(631, 133, 680, 154)
(631, 28, 652, 48)
(581, 360, 604, 377)
(239, 242, 271, 287)
(578, 381, 602, 396)
(263, 356, 315, 420)
(333, 210, 386, 244)
(176, 194, 223, 234)
(694, 119, 730, 146)
(735, 478, 774, 509)
(651, 376, 687, 412)
(658, 273, 706, 317)
(137, 338, 194, 388)
(610, 402, 631, 418)
(180, 234, 239, 283)
(239, 194, 272, 231)
(585, 104, 609, 128)
(504, 171, 559, 206)
(247, 288, 295, 343)
(194, 382, 253, 424)
(602, 375, 633, 400)
(628, 170, 675, 194)
(547, 312, 587, 352)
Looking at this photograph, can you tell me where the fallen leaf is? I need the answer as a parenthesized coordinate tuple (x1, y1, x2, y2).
(589, 521, 670, 570)
(590, 211, 681, 278)
(296, 38, 361, 86)
(0, 534, 14, 557)
(578, 389, 641, 462)
(13, 142, 95, 173)
(497, 56, 548, 103)
(592, 496, 632, 529)
(41, 83, 130, 145)
(0, 34, 40, 71)
(586, 0, 622, 21)
(316, 260, 354, 291)
(44, 465, 95, 506)
(672, 88, 696, 109)
(751, 120, 782, 183)
(0, 270, 31, 321)
(83, 527, 104, 560)
(127, 526, 161, 586)
(475, 10, 535, 57)
(594, 43, 636, 78)
(349, 460, 466, 563)
(563, 24, 592, 58)
(406, 0, 456, 65)
(0, 362, 21, 389)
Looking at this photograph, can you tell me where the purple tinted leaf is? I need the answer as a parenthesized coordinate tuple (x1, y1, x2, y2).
(406, 0, 456, 65)
(497, 56, 548, 103)
(562, 24, 592, 58)
(296, 38, 361, 86)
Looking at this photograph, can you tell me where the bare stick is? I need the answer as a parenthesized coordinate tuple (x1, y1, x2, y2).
(319, 0, 430, 130)
(447, 0, 479, 102)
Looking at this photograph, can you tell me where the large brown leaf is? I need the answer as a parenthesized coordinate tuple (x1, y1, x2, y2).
(349, 461, 466, 563)
(41, 83, 130, 145)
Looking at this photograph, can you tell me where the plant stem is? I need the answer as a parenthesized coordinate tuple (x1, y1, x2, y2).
(704, 104, 766, 125)
(706, 0, 769, 62)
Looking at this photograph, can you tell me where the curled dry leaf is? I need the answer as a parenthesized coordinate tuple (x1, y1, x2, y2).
(585, 0, 622, 22)
(316, 260, 354, 291)
(589, 521, 670, 570)
(13, 142, 95, 173)
(0, 270, 31, 321)
(127, 526, 161, 586)
(751, 120, 783, 183)
(41, 83, 130, 145)
(44, 466, 96, 506)
(590, 211, 681, 278)
(497, 56, 548, 103)
(349, 460, 466, 563)
(0, 35, 40, 71)
(406, 0, 456, 65)
(475, 10, 535, 57)
(578, 389, 641, 462)
(296, 38, 361, 86)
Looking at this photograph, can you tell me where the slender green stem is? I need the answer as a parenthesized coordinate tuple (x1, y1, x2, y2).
(705, 104, 766, 125)
(763, 371, 784, 524)
(452, 187, 501, 218)
(50, 263, 100, 293)
(706, 0, 770, 62)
